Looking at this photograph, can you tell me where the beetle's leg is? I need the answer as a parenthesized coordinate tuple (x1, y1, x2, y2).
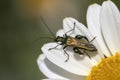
(80, 49, 91, 59)
(104, 55, 107, 58)
(48, 44, 60, 50)
(75, 35, 89, 42)
(89, 36, 96, 43)
(74, 47, 91, 59)
(63, 46, 69, 62)
(73, 47, 83, 55)
(65, 22, 76, 35)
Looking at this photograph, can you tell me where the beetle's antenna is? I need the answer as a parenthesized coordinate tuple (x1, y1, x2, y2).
(32, 36, 54, 44)
(36, 37, 54, 40)
(40, 16, 56, 38)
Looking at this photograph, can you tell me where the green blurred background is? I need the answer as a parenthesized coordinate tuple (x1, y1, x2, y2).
(0, 0, 120, 80)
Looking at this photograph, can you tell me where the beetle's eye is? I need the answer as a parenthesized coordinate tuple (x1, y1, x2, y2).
(57, 38, 62, 41)
(57, 38, 60, 41)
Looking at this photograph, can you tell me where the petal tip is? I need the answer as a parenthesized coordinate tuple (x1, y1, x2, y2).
(89, 3, 99, 7)
(41, 43, 50, 53)
(37, 54, 45, 66)
(102, 0, 114, 5)
(63, 17, 75, 21)
(87, 3, 101, 12)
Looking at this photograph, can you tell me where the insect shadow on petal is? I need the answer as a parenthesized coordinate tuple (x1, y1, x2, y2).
(40, 16, 97, 62)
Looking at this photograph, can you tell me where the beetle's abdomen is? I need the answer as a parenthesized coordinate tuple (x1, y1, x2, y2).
(66, 37, 97, 51)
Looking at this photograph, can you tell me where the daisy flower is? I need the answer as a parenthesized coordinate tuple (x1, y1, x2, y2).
(37, 0, 120, 80)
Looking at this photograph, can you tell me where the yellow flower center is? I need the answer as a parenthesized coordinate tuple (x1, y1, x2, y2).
(86, 53, 120, 80)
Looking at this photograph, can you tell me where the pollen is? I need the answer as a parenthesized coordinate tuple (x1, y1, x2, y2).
(86, 53, 120, 80)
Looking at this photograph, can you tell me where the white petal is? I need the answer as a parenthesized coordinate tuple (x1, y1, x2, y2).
(42, 79, 65, 80)
(63, 17, 103, 62)
(87, 3, 101, 34)
(42, 43, 94, 76)
(56, 29, 64, 37)
(37, 54, 85, 80)
(42, 79, 67, 80)
(101, 1, 120, 54)
(87, 3, 111, 57)
(37, 54, 65, 79)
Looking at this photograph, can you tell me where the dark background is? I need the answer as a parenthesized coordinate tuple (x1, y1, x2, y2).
(0, 0, 120, 80)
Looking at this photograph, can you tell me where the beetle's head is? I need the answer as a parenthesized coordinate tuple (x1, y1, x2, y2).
(54, 36, 65, 43)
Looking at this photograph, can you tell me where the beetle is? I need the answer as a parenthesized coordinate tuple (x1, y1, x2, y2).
(40, 17, 97, 62)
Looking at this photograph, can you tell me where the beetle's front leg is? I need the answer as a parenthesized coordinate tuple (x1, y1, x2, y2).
(63, 46, 69, 62)
(48, 44, 60, 50)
